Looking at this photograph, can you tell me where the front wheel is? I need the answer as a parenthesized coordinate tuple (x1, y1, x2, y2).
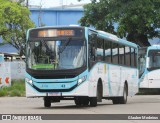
(75, 97, 89, 106)
(90, 97, 97, 107)
(44, 97, 51, 107)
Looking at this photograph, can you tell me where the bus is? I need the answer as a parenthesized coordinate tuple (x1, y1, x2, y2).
(25, 26, 139, 107)
(139, 45, 160, 89)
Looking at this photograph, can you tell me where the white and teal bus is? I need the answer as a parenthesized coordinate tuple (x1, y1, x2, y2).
(25, 26, 138, 107)
(139, 45, 160, 89)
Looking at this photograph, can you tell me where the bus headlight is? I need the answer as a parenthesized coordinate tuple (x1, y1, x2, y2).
(78, 76, 87, 85)
(25, 78, 33, 85)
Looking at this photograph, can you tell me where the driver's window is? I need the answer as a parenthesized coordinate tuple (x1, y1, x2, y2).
(88, 30, 97, 69)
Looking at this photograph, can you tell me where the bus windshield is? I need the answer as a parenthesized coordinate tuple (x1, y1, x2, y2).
(26, 39, 86, 70)
(148, 50, 160, 70)
(138, 47, 147, 76)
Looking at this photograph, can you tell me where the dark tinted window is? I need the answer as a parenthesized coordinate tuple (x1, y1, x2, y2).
(119, 44, 125, 65)
(131, 47, 135, 67)
(112, 43, 119, 64)
(96, 38, 104, 61)
(105, 41, 111, 63)
(125, 46, 131, 66)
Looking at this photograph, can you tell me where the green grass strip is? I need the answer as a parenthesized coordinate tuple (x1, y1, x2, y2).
(0, 79, 25, 97)
(32, 64, 54, 69)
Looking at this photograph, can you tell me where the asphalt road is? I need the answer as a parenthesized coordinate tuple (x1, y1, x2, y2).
(0, 95, 160, 123)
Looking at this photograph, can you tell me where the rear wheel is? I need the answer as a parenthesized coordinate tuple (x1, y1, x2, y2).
(119, 84, 128, 104)
(112, 84, 128, 104)
(112, 98, 120, 104)
(44, 97, 51, 107)
(97, 82, 102, 102)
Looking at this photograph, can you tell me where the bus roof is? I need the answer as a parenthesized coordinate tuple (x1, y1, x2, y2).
(28, 25, 84, 31)
(147, 45, 160, 50)
(96, 30, 138, 49)
(27, 26, 138, 49)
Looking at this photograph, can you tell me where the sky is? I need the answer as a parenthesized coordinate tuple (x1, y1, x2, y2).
(28, 0, 91, 8)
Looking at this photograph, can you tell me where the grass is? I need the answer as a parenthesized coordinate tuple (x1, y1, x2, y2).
(0, 79, 25, 97)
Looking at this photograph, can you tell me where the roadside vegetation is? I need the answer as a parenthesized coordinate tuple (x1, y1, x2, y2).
(0, 79, 25, 97)
(79, 0, 160, 47)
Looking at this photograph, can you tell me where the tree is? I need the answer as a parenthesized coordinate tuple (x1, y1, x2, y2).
(0, 0, 34, 55)
(79, 0, 160, 46)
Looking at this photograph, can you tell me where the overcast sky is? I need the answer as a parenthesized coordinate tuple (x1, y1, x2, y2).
(28, 0, 91, 8)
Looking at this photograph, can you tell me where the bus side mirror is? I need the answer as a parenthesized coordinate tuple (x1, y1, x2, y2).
(146, 57, 150, 68)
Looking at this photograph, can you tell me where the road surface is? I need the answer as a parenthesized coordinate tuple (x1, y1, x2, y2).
(0, 95, 160, 123)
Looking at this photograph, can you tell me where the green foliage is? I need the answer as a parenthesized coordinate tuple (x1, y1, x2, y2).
(79, 1, 115, 34)
(0, 79, 25, 97)
(0, 0, 34, 55)
(79, 0, 160, 46)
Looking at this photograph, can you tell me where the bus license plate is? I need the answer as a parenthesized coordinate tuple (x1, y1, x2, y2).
(48, 92, 61, 96)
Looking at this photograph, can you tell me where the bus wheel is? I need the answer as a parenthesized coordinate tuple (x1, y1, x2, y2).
(90, 97, 97, 107)
(97, 81, 102, 102)
(119, 84, 128, 104)
(112, 84, 128, 104)
(112, 98, 119, 104)
(44, 97, 51, 107)
(82, 97, 89, 106)
(74, 98, 82, 106)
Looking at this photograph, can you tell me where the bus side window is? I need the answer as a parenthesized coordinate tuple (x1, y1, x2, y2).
(88, 33, 97, 61)
(88, 31, 97, 69)
(134, 49, 137, 67)
(119, 44, 125, 65)
(125, 46, 131, 66)
(96, 38, 104, 61)
(112, 43, 118, 64)
(131, 47, 135, 67)
(105, 41, 111, 63)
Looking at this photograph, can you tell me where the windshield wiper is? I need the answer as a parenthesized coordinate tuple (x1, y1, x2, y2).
(59, 37, 72, 53)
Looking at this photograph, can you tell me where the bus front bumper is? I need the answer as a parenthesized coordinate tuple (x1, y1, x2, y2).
(25, 80, 89, 98)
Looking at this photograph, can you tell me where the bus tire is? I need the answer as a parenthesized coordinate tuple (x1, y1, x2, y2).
(82, 97, 89, 106)
(90, 97, 97, 107)
(112, 83, 128, 104)
(112, 98, 120, 104)
(75, 97, 89, 106)
(97, 81, 103, 102)
(119, 83, 128, 104)
(74, 98, 81, 106)
(44, 97, 51, 107)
